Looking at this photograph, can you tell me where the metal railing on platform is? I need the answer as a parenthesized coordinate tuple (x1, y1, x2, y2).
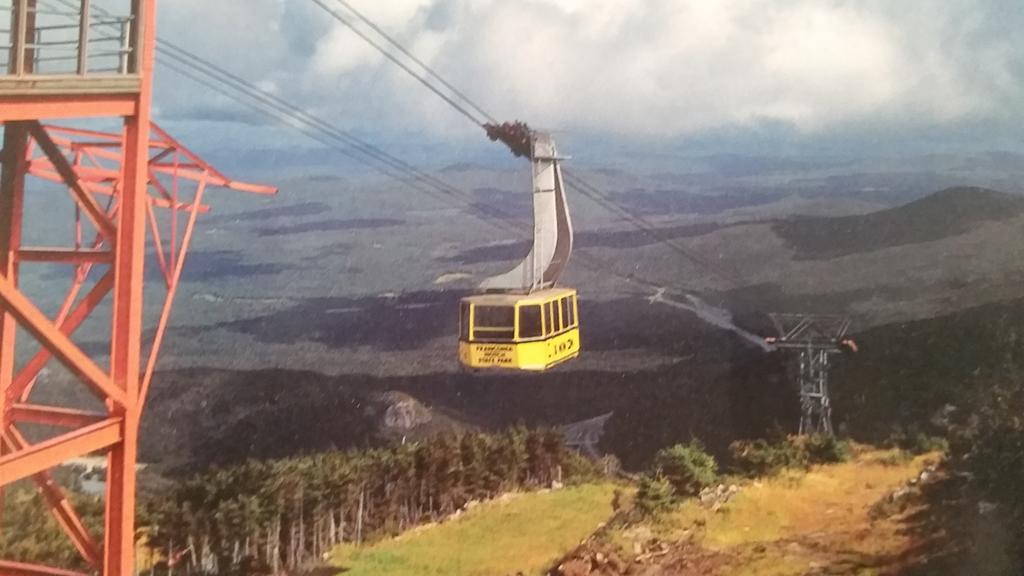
(1, 0, 136, 77)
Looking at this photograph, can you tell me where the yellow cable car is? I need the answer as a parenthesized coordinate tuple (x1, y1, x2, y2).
(459, 123, 579, 372)
(459, 288, 580, 371)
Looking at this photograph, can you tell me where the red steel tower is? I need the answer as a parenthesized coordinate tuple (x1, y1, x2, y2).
(0, 1, 274, 573)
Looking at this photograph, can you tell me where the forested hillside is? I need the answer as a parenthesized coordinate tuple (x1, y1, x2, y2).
(3, 427, 598, 574)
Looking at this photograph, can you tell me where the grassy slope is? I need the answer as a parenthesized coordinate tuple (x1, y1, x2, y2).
(330, 483, 619, 576)
(606, 448, 937, 575)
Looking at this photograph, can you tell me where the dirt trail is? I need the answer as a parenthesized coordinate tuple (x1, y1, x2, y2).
(553, 449, 938, 576)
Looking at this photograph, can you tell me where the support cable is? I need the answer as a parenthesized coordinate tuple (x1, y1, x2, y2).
(157, 47, 455, 203)
(156, 42, 492, 207)
(307, 0, 488, 127)
(327, 0, 498, 125)
(157, 58, 425, 193)
(563, 170, 741, 287)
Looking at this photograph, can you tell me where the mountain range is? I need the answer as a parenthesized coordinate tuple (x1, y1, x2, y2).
(80, 181, 1024, 471)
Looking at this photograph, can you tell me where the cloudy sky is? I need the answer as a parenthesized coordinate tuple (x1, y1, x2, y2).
(152, 0, 1024, 164)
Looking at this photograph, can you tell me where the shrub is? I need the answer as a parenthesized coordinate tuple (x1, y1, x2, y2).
(730, 434, 852, 477)
(635, 474, 675, 516)
(730, 437, 806, 477)
(802, 434, 853, 465)
(920, 434, 949, 454)
(561, 450, 606, 484)
(885, 426, 949, 455)
(651, 442, 718, 497)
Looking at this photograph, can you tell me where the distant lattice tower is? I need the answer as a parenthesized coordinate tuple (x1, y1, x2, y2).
(765, 314, 855, 436)
(0, 2, 274, 574)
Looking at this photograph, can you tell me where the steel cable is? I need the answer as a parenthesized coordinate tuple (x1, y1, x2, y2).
(327, 0, 498, 125)
(307, 0, 488, 127)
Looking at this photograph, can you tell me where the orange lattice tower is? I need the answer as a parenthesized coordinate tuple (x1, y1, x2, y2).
(0, 2, 274, 574)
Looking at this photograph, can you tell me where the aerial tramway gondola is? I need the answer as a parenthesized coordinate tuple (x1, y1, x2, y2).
(458, 122, 580, 371)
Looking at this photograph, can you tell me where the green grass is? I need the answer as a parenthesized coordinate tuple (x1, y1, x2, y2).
(607, 448, 940, 576)
(330, 483, 618, 576)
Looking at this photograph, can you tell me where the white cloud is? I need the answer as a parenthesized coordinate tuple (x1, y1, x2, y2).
(156, 0, 1023, 138)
